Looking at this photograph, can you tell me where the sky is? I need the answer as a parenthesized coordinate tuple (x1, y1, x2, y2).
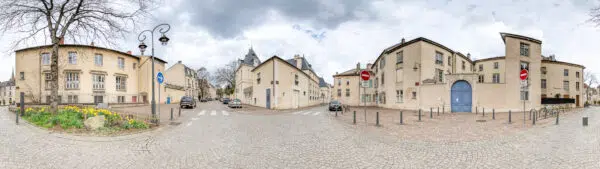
(1, 0, 600, 86)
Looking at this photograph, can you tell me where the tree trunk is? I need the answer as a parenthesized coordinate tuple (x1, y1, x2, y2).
(50, 40, 60, 113)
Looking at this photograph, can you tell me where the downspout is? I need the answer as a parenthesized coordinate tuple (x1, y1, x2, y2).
(272, 59, 276, 109)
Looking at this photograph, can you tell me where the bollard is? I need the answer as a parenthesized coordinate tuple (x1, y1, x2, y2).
(437, 107, 439, 116)
(583, 117, 588, 126)
(335, 109, 338, 117)
(476, 107, 478, 114)
(400, 111, 403, 125)
(555, 111, 559, 125)
(418, 109, 422, 122)
(429, 107, 432, 118)
(443, 107, 445, 114)
(483, 108, 485, 117)
(178, 108, 181, 117)
(544, 110, 547, 119)
(508, 110, 512, 124)
(353, 111, 356, 124)
(376, 112, 380, 126)
(529, 110, 532, 120)
(492, 109, 495, 120)
(18, 92, 24, 124)
(533, 111, 536, 125)
(170, 108, 174, 121)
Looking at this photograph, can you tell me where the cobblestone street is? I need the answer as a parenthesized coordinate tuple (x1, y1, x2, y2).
(1, 104, 599, 168)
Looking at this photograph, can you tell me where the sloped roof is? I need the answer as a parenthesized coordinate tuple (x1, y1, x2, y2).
(318, 77, 329, 87)
(15, 44, 167, 63)
(239, 47, 261, 66)
(286, 57, 314, 71)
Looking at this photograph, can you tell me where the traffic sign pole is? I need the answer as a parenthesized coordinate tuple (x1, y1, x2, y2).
(157, 72, 164, 124)
(520, 69, 528, 127)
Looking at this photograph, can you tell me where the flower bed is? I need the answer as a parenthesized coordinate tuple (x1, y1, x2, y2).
(21, 106, 150, 133)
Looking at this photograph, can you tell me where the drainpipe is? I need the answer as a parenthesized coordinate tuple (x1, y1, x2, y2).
(272, 59, 275, 108)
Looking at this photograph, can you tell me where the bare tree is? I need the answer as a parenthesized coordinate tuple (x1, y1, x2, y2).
(584, 70, 598, 102)
(214, 60, 238, 95)
(0, 0, 153, 112)
(196, 67, 211, 99)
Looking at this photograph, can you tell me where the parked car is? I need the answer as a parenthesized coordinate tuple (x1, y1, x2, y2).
(228, 99, 242, 108)
(328, 100, 342, 111)
(180, 96, 196, 109)
(222, 98, 230, 104)
(200, 98, 208, 102)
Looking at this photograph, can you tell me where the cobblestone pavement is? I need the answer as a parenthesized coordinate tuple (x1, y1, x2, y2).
(0, 105, 599, 168)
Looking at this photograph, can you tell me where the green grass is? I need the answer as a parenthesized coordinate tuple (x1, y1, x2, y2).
(52, 110, 84, 129)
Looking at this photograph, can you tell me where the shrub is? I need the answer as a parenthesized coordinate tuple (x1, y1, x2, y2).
(52, 110, 84, 129)
(26, 111, 53, 128)
(122, 119, 149, 129)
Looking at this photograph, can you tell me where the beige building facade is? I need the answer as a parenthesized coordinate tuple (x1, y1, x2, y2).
(0, 76, 15, 105)
(163, 61, 199, 104)
(15, 44, 166, 105)
(234, 48, 330, 109)
(335, 33, 585, 112)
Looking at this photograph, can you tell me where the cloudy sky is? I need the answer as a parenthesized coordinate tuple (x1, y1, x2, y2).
(1, 0, 600, 85)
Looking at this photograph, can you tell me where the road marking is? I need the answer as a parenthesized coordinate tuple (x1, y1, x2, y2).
(211, 110, 217, 116)
(313, 112, 321, 116)
(198, 110, 206, 116)
(302, 111, 312, 115)
(293, 111, 303, 115)
(186, 122, 192, 126)
(222, 111, 229, 116)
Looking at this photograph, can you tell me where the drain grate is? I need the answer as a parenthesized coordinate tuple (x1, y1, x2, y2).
(476, 119, 486, 122)
(169, 122, 181, 126)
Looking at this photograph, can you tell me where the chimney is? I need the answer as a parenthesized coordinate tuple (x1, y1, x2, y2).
(90, 42, 95, 46)
(467, 53, 471, 59)
(59, 37, 64, 45)
(178, 60, 182, 64)
(401, 38, 405, 44)
(126, 51, 132, 55)
(356, 62, 360, 71)
(335, 72, 338, 75)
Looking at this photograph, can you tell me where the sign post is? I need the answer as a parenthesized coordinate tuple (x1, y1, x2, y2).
(360, 70, 371, 124)
(520, 69, 528, 126)
(157, 72, 164, 123)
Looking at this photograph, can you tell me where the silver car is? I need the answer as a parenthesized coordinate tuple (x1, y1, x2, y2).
(228, 99, 242, 108)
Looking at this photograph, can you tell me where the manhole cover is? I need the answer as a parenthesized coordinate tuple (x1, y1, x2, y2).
(476, 120, 487, 122)
(169, 122, 181, 126)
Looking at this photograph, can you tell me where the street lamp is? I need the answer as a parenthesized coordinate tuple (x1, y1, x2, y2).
(137, 23, 171, 124)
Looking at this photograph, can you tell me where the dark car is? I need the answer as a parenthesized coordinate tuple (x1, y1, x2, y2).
(328, 100, 342, 111)
(180, 96, 196, 109)
(222, 98, 230, 104)
(228, 99, 242, 108)
(200, 98, 208, 102)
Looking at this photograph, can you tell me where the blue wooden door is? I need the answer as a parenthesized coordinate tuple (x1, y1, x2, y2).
(451, 81, 472, 112)
(266, 89, 271, 109)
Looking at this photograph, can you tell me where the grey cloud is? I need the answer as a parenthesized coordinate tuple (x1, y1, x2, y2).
(169, 0, 375, 38)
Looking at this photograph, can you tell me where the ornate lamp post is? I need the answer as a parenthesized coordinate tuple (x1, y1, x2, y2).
(138, 23, 170, 124)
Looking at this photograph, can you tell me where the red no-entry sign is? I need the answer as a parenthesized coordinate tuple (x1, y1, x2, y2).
(360, 70, 370, 81)
(520, 69, 528, 80)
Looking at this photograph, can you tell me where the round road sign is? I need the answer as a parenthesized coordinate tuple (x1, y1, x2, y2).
(520, 69, 528, 81)
(360, 70, 370, 81)
(157, 72, 164, 84)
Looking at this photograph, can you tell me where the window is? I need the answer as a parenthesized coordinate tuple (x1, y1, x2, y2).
(46, 96, 51, 104)
(520, 61, 529, 71)
(116, 76, 127, 91)
(118, 96, 125, 103)
(294, 74, 299, 86)
(435, 52, 443, 65)
(462, 61, 465, 70)
(94, 96, 103, 104)
(478, 64, 483, 71)
(381, 72, 385, 85)
(133, 63, 137, 69)
(118, 57, 125, 69)
(436, 69, 443, 82)
(67, 95, 78, 103)
(346, 89, 350, 97)
(541, 79, 547, 89)
(448, 57, 451, 66)
(346, 81, 349, 86)
(541, 67, 547, 74)
(520, 91, 529, 100)
(520, 43, 530, 56)
(337, 89, 341, 97)
(576, 71, 580, 78)
(576, 82, 580, 91)
(44, 73, 52, 89)
(41, 53, 50, 65)
(494, 62, 499, 69)
(541, 94, 547, 98)
(564, 69, 568, 76)
(67, 52, 77, 64)
(95, 54, 103, 66)
(92, 74, 105, 90)
(65, 72, 79, 89)
(257, 73, 261, 84)
(478, 75, 484, 83)
(396, 90, 403, 103)
(337, 79, 341, 86)
(396, 51, 403, 64)
(380, 56, 385, 69)
(412, 91, 417, 99)
(492, 73, 500, 83)
(563, 81, 569, 91)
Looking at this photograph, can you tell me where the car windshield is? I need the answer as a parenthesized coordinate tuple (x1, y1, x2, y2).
(233, 99, 240, 102)
(330, 101, 340, 105)
(181, 97, 192, 101)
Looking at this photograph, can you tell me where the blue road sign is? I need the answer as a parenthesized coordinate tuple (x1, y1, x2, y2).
(157, 72, 164, 84)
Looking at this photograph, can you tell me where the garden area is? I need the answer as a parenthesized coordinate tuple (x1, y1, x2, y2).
(18, 106, 153, 135)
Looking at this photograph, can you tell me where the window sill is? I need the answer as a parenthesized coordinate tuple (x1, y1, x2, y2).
(65, 88, 80, 91)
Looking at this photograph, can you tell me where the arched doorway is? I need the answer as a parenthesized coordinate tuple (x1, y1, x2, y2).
(451, 80, 472, 112)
